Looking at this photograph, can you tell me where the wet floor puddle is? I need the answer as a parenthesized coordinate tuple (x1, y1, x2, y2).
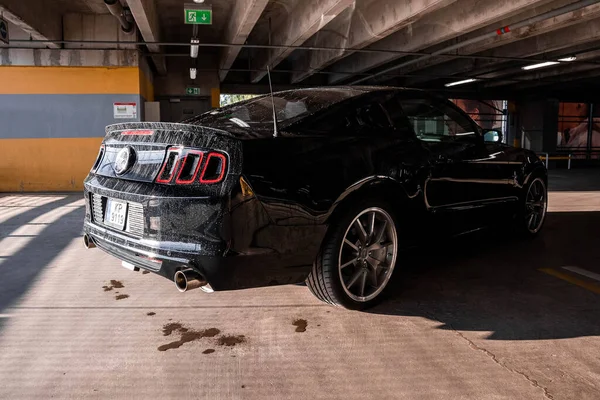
(293, 319, 307, 332)
(158, 323, 246, 352)
(102, 280, 124, 292)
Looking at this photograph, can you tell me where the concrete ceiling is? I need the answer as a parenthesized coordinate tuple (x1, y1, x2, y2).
(3, 0, 600, 99)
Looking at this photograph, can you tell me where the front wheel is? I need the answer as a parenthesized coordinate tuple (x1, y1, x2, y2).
(306, 201, 399, 310)
(516, 176, 548, 236)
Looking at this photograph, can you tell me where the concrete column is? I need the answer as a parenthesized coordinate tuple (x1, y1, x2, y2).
(542, 99, 559, 154)
(517, 99, 559, 167)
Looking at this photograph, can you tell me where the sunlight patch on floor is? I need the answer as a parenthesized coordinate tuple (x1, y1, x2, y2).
(0, 200, 84, 257)
(547, 191, 600, 212)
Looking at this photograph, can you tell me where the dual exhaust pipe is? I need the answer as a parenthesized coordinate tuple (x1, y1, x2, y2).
(174, 269, 208, 292)
(83, 234, 209, 293)
(83, 234, 96, 249)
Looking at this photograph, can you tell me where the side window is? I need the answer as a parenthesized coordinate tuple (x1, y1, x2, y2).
(350, 102, 393, 132)
(400, 98, 477, 142)
(289, 100, 393, 136)
(380, 96, 418, 139)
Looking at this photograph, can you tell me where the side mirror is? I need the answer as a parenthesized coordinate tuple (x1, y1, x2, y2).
(483, 129, 503, 143)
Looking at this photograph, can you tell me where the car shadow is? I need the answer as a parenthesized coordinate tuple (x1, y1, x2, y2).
(369, 211, 600, 341)
(0, 195, 84, 320)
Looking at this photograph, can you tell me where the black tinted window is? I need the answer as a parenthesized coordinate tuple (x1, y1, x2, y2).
(351, 102, 392, 131)
(290, 101, 393, 136)
(400, 98, 476, 142)
(185, 88, 365, 135)
(380, 96, 418, 139)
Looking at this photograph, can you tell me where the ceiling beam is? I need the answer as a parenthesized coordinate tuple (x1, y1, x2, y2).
(291, 0, 456, 83)
(400, 0, 600, 85)
(250, 0, 354, 83)
(219, 0, 269, 82)
(0, 1, 61, 49)
(472, 18, 600, 82)
(483, 49, 600, 89)
(126, 0, 167, 75)
(326, 0, 554, 84)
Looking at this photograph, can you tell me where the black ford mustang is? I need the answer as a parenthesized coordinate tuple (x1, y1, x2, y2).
(83, 87, 547, 309)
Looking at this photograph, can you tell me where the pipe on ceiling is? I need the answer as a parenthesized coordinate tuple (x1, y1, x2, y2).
(104, 0, 134, 34)
(350, 0, 600, 85)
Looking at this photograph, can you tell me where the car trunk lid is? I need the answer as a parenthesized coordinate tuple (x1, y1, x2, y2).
(93, 122, 242, 184)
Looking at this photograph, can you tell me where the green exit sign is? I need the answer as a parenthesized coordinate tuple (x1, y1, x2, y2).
(185, 9, 212, 25)
(186, 87, 200, 95)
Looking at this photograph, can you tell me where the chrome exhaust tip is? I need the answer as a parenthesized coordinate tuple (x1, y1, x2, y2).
(174, 269, 207, 292)
(83, 234, 96, 249)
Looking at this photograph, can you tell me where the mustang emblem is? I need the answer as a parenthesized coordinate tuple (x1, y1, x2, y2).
(114, 146, 135, 175)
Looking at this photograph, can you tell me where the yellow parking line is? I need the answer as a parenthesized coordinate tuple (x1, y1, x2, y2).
(539, 268, 600, 295)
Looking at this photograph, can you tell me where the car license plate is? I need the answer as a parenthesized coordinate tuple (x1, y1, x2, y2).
(104, 199, 128, 230)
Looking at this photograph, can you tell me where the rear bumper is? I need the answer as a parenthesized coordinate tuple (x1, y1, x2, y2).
(84, 221, 313, 290)
(83, 176, 323, 291)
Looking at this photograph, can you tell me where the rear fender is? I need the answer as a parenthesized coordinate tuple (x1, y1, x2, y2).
(325, 176, 419, 225)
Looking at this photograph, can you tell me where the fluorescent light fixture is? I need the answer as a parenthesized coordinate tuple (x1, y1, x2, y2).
(522, 61, 559, 70)
(558, 56, 576, 62)
(190, 38, 199, 58)
(445, 78, 477, 87)
(190, 68, 197, 80)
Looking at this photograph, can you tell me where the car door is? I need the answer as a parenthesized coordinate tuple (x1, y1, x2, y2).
(398, 95, 514, 225)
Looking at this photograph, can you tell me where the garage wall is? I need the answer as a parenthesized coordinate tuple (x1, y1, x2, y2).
(0, 65, 152, 192)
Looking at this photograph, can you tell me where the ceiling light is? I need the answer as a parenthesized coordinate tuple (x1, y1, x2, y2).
(193, 0, 205, 3)
(190, 38, 199, 58)
(522, 61, 559, 71)
(558, 56, 576, 62)
(190, 68, 197, 80)
(445, 78, 478, 87)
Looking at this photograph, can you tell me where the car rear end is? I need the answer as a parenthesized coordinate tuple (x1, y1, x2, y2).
(83, 122, 242, 292)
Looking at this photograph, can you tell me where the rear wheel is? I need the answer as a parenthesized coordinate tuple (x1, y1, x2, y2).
(307, 200, 399, 310)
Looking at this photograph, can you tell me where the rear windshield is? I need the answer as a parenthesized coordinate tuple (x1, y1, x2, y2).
(184, 88, 365, 137)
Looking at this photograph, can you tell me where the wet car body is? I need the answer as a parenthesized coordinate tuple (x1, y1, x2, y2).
(83, 87, 546, 295)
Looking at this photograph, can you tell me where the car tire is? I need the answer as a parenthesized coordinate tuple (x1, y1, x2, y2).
(306, 199, 400, 310)
(515, 175, 548, 237)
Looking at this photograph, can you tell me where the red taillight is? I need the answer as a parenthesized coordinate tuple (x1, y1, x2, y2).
(156, 147, 182, 184)
(155, 148, 227, 185)
(91, 144, 105, 172)
(199, 152, 227, 184)
(175, 151, 204, 184)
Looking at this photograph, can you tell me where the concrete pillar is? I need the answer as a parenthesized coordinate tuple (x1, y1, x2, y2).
(542, 99, 559, 154)
(517, 99, 559, 167)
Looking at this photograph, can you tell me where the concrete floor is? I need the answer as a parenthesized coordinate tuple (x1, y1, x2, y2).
(1, 169, 599, 399)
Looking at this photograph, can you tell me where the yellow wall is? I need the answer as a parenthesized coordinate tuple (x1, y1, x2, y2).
(0, 138, 103, 192)
(0, 66, 142, 95)
(0, 66, 155, 192)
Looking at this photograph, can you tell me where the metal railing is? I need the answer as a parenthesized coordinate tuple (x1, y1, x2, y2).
(538, 153, 572, 170)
